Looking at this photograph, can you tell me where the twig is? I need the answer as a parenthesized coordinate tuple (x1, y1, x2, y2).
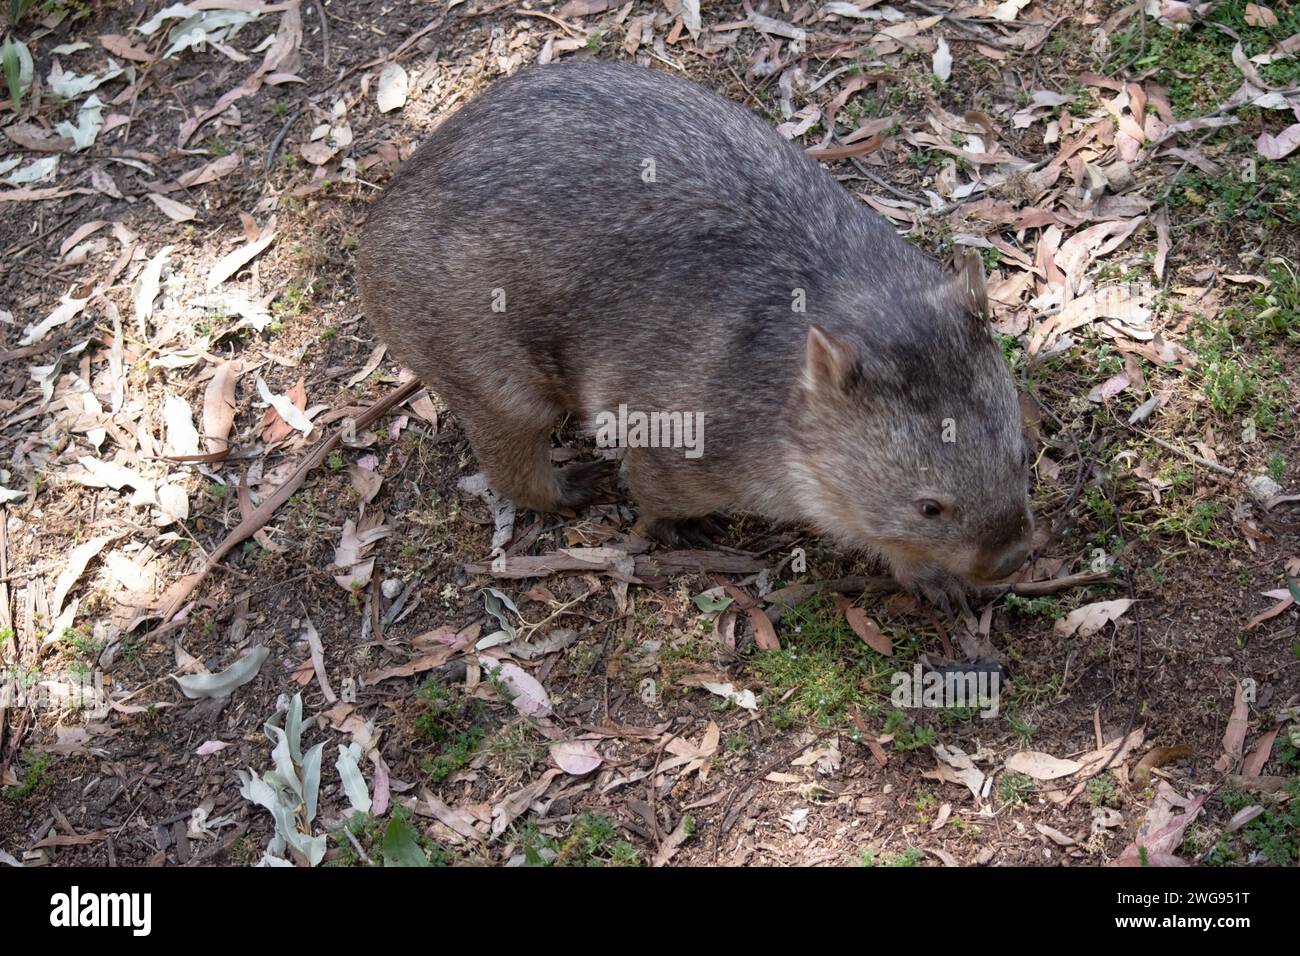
(315, 1, 331, 70)
(647, 732, 675, 851)
(149, 379, 422, 628)
(265, 106, 306, 176)
(0, 508, 10, 637)
(1122, 420, 1240, 478)
(512, 9, 585, 38)
(849, 157, 926, 205)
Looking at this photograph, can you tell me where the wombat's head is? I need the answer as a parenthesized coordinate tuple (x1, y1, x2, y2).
(788, 254, 1033, 599)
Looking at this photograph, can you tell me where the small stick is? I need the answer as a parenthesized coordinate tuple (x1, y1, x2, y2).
(1122, 420, 1239, 478)
(150, 379, 422, 627)
(316, 1, 331, 69)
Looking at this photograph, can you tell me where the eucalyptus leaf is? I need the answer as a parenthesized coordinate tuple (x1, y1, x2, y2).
(237, 694, 328, 867)
(2, 155, 58, 186)
(480, 587, 520, 639)
(382, 816, 430, 867)
(474, 628, 514, 651)
(47, 58, 126, 99)
(137, 3, 196, 36)
(693, 592, 733, 613)
(302, 741, 325, 824)
(265, 722, 304, 801)
(174, 644, 269, 698)
(54, 94, 105, 151)
(336, 744, 372, 814)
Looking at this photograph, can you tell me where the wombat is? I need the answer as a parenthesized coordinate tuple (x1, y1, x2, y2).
(359, 60, 1033, 597)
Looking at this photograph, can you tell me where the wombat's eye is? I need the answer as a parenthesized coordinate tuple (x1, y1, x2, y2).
(915, 499, 944, 519)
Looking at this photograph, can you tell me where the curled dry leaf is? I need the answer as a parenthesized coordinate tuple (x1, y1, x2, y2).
(100, 33, 156, 62)
(50, 534, 115, 618)
(1244, 4, 1279, 27)
(134, 245, 173, 335)
(991, 0, 1032, 21)
(347, 462, 383, 503)
(174, 645, 269, 699)
(491, 768, 562, 839)
(932, 37, 952, 82)
(60, 220, 109, 258)
(1212, 677, 1250, 772)
(202, 359, 240, 453)
(177, 152, 242, 188)
(19, 292, 90, 346)
(1053, 598, 1134, 638)
(924, 743, 985, 803)
(257, 375, 313, 438)
(156, 482, 190, 526)
(1257, 123, 1300, 160)
(163, 392, 201, 457)
(332, 516, 392, 592)
(1111, 782, 1206, 867)
(376, 62, 409, 113)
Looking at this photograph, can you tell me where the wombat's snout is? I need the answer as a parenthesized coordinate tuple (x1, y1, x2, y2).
(982, 542, 1030, 581)
(968, 510, 1034, 583)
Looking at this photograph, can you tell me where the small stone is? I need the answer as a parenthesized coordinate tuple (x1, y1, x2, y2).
(382, 578, 403, 600)
(1247, 474, 1282, 505)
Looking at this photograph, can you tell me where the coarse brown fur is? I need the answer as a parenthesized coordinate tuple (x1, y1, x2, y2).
(359, 60, 1033, 598)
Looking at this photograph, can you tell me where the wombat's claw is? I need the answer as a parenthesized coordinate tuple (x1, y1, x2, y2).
(641, 516, 725, 549)
(557, 460, 616, 509)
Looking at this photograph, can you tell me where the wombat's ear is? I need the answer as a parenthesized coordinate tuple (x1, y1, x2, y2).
(803, 325, 858, 392)
(950, 250, 989, 320)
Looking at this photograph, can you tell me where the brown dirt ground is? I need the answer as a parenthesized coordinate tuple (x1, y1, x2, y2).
(0, 0, 1298, 868)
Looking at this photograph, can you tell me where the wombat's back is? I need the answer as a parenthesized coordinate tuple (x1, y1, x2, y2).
(358, 61, 939, 417)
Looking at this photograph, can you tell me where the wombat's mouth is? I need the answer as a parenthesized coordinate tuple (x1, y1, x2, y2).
(879, 540, 1026, 599)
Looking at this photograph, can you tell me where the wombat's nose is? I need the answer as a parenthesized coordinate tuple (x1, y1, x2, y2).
(988, 544, 1029, 580)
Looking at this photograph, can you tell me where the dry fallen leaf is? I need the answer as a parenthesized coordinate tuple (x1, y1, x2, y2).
(1257, 122, 1300, 160)
(146, 192, 196, 222)
(202, 359, 241, 454)
(50, 534, 115, 618)
(833, 594, 892, 655)
(1244, 4, 1279, 28)
(1111, 782, 1206, 867)
(924, 743, 985, 803)
(376, 62, 409, 113)
(208, 223, 277, 287)
(1006, 750, 1083, 781)
(549, 739, 602, 775)
(1053, 598, 1134, 638)
(932, 36, 952, 82)
(1212, 677, 1250, 772)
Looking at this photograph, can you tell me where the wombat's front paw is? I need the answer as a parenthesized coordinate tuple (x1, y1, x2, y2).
(556, 459, 616, 509)
(638, 516, 726, 549)
(896, 564, 969, 616)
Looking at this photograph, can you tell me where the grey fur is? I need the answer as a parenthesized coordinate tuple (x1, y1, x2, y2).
(359, 60, 1033, 595)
